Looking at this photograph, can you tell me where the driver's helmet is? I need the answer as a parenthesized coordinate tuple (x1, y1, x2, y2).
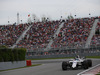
(75, 55, 80, 60)
(76, 55, 80, 58)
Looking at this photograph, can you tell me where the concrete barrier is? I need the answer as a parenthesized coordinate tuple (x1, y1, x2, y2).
(0, 61, 26, 70)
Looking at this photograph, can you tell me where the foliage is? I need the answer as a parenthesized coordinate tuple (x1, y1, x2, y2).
(96, 72, 100, 75)
(0, 45, 26, 62)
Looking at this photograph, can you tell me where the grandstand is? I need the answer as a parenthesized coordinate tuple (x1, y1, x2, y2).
(0, 23, 30, 47)
(0, 16, 100, 57)
(90, 20, 100, 47)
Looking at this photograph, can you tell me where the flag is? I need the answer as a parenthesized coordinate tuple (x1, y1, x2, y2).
(28, 14, 30, 17)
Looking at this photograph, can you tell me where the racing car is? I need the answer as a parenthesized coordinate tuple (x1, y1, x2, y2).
(62, 55, 92, 70)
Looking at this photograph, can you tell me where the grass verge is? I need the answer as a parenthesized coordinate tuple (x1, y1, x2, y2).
(96, 72, 100, 75)
(86, 56, 100, 59)
(0, 64, 41, 72)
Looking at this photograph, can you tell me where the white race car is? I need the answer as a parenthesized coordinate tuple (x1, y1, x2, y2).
(62, 56, 92, 70)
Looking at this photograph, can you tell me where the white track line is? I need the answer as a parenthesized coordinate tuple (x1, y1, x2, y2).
(77, 64, 100, 75)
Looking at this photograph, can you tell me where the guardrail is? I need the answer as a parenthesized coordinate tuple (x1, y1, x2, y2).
(26, 46, 100, 59)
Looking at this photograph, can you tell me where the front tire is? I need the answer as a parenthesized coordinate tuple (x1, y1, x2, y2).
(83, 60, 89, 69)
(62, 61, 68, 70)
(87, 60, 92, 67)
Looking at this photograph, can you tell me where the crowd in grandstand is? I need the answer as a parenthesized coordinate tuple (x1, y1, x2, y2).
(0, 16, 100, 52)
(51, 18, 94, 49)
(17, 20, 61, 50)
(0, 23, 30, 47)
(90, 17, 100, 46)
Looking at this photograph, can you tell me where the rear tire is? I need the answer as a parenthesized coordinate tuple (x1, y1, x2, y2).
(62, 61, 68, 70)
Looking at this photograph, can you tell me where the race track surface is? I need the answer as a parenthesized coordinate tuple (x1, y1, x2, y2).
(0, 59, 100, 75)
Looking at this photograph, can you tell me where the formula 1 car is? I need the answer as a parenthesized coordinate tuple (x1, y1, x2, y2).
(62, 56, 92, 70)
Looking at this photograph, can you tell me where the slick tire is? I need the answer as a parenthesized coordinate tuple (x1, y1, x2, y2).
(62, 61, 68, 70)
(87, 60, 92, 67)
(83, 60, 89, 69)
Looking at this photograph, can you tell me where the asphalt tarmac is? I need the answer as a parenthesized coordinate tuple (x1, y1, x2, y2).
(0, 59, 100, 75)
